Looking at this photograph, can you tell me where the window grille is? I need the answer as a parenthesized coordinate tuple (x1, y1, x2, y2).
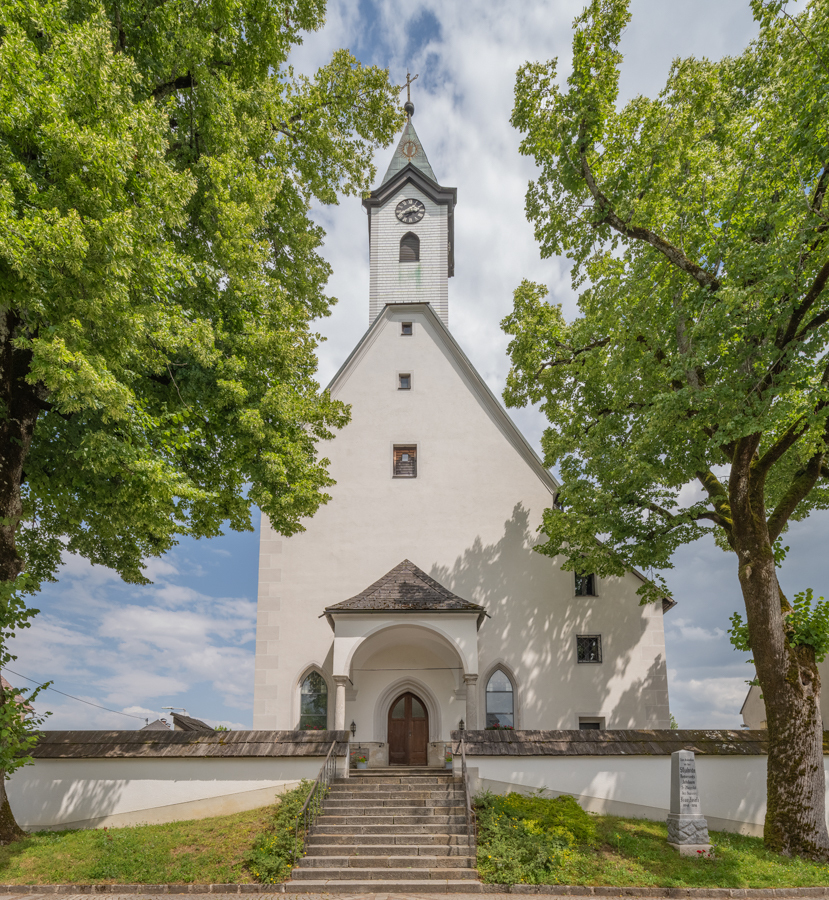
(299, 671, 328, 729)
(399, 232, 420, 262)
(576, 635, 602, 663)
(575, 572, 596, 596)
(393, 445, 417, 477)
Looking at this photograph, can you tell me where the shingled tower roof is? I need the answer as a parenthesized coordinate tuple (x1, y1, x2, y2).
(325, 559, 486, 627)
(381, 119, 437, 186)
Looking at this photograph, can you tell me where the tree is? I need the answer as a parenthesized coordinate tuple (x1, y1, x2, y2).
(506, 0, 829, 858)
(0, 0, 401, 839)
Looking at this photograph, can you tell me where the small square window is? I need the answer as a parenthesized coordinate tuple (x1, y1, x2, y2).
(579, 718, 605, 730)
(399, 373, 411, 390)
(575, 572, 596, 596)
(393, 445, 417, 477)
(401, 322, 413, 336)
(577, 635, 602, 663)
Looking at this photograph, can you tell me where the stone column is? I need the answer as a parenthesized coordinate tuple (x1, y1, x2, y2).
(464, 674, 479, 731)
(667, 750, 711, 856)
(333, 676, 348, 731)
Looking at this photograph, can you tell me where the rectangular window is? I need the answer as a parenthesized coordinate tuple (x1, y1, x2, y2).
(576, 634, 602, 663)
(401, 322, 413, 336)
(575, 572, 596, 596)
(393, 445, 417, 477)
(579, 718, 605, 730)
(398, 373, 411, 390)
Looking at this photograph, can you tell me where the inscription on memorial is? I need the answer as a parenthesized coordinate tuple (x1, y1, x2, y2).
(667, 749, 710, 852)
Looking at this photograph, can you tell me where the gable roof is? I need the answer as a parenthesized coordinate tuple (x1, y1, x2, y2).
(382, 119, 437, 185)
(327, 302, 559, 497)
(325, 303, 673, 611)
(172, 713, 213, 732)
(325, 559, 487, 628)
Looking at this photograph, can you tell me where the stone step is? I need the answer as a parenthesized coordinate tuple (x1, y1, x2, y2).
(346, 767, 449, 775)
(328, 784, 464, 800)
(307, 832, 471, 846)
(323, 799, 463, 810)
(298, 854, 475, 869)
(314, 822, 469, 835)
(324, 800, 465, 811)
(304, 842, 473, 856)
(285, 879, 482, 893)
(291, 866, 480, 881)
(318, 814, 466, 826)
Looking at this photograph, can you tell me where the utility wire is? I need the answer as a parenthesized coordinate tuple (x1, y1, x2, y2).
(3, 667, 146, 721)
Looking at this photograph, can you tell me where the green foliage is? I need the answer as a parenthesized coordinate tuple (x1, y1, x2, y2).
(730, 589, 829, 662)
(670, 713, 678, 730)
(245, 781, 312, 883)
(475, 791, 596, 884)
(0, 577, 50, 778)
(505, 0, 829, 602)
(0, 0, 402, 589)
(213, 725, 230, 732)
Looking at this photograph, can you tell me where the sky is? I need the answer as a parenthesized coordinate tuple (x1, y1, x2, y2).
(11, 0, 827, 732)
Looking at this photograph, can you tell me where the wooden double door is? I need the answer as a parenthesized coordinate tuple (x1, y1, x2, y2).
(388, 692, 428, 766)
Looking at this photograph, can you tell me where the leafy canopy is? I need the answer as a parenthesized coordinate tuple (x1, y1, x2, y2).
(505, 0, 829, 601)
(0, 0, 401, 587)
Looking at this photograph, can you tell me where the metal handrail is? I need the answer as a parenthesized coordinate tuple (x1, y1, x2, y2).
(458, 735, 476, 844)
(293, 739, 338, 863)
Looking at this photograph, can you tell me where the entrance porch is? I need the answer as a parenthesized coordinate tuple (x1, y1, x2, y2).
(322, 559, 487, 767)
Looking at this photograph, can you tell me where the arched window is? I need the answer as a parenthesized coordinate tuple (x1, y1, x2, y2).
(399, 232, 419, 262)
(485, 670, 514, 729)
(299, 671, 328, 730)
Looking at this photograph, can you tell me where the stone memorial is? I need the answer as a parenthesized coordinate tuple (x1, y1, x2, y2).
(667, 749, 712, 856)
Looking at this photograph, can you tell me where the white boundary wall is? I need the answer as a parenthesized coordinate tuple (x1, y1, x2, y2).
(8, 756, 327, 832)
(468, 755, 829, 838)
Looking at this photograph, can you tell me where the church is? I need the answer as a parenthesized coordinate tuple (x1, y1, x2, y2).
(252, 103, 673, 766)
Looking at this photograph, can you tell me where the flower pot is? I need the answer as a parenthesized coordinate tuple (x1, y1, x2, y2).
(445, 761, 453, 770)
(356, 761, 367, 770)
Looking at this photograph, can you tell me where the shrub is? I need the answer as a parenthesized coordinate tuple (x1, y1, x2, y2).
(475, 791, 597, 884)
(245, 782, 313, 883)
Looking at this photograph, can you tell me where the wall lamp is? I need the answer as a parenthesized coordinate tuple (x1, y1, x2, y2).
(350, 720, 356, 737)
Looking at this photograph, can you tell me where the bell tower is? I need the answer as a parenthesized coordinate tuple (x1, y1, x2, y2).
(362, 85, 457, 326)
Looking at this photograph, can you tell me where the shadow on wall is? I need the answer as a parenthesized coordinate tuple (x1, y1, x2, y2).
(430, 502, 669, 729)
(9, 764, 127, 831)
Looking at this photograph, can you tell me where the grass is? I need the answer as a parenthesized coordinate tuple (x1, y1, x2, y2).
(0, 805, 273, 884)
(476, 795, 829, 888)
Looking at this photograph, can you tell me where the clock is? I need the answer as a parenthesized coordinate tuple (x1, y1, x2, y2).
(395, 198, 425, 224)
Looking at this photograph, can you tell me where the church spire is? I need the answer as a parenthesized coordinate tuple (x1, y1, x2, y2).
(381, 73, 438, 186)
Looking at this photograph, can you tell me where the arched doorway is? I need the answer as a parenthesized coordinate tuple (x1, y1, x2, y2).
(387, 692, 428, 766)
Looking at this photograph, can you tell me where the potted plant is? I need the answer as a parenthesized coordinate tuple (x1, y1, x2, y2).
(444, 753, 453, 770)
(356, 755, 368, 770)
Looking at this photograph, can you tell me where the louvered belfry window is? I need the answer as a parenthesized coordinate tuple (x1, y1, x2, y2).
(393, 445, 417, 477)
(399, 232, 420, 262)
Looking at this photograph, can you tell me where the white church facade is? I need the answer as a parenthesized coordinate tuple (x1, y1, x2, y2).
(252, 109, 673, 765)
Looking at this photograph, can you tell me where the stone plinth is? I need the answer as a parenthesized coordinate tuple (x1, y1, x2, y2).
(666, 749, 711, 855)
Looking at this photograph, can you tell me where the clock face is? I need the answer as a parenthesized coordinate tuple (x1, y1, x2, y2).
(396, 198, 425, 224)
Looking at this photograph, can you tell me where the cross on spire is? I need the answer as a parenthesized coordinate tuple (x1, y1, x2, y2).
(405, 71, 418, 104)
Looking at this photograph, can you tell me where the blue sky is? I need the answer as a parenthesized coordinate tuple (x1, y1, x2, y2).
(12, 0, 825, 731)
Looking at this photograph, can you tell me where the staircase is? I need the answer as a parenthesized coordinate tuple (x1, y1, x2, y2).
(286, 766, 480, 893)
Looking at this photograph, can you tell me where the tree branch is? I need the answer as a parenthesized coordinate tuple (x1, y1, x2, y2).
(577, 128, 720, 292)
(152, 72, 195, 99)
(696, 469, 734, 534)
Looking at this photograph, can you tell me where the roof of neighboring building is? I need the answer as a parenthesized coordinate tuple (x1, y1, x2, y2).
(325, 559, 486, 628)
(172, 713, 213, 732)
(451, 728, 829, 756)
(29, 730, 350, 759)
(381, 118, 437, 185)
(140, 719, 172, 731)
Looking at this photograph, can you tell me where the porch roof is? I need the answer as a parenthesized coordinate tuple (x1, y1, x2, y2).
(325, 559, 486, 627)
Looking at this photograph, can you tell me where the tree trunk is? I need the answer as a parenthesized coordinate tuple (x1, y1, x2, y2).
(0, 309, 40, 842)
(731, 451, 829, 858)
